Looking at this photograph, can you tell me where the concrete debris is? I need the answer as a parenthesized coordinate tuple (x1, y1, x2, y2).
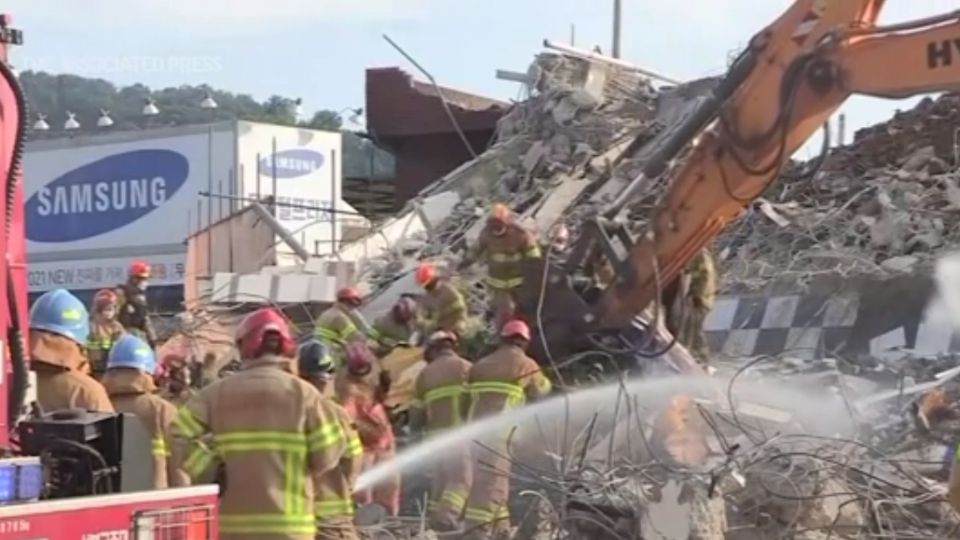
(718, 93, 960, 292)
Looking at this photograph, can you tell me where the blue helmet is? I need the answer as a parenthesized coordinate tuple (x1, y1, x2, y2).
(298, 339, 334, 375)
(107, 334, 157, 374)
(29, 288, 90, 345)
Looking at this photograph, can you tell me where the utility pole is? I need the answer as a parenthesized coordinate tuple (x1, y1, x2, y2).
(612, 0, 622, 58)
(570, 23, 576, 46)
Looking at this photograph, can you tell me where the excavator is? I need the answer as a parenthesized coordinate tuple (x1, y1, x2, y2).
(0, 15, 218, 539)
(516, 0, 960, 375)
(0, 0, 958, 537)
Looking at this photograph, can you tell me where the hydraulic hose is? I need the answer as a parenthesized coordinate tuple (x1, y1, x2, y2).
(0, 57, 28, 434)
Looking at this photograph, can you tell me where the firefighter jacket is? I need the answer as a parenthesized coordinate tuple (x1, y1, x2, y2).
(102, 368, 189, 489)
(86, 317, 125, 375)
(116, 282, 157, 345)
(315, 304, 364, 359)
(370, 313, 414, 353)
(315, 400, 364, 538)
(467, 344, 552, 421)
(420, 280, 468, 336)
(686, 249, 717, 310)
(413, 349, 472, 433)
(30, 332, 114, 414)
(335, 371, 394, 452)
(472, 222, 541, 291)
(171, 355, 351, 540)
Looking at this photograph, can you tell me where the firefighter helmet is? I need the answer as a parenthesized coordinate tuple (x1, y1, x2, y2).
(426, 330, 458, 347)
(336, 287, 362, 305)
(415, 262, 437, 287)
(392, 296, 417, 323)
(93, 288, 118, 307)
(500, 319, 532, 342)
(344, 341, 374, 376)
(107, 334, 157, 374)
(235, 308, 296, 359)
(298, 339, 335, 375)
(29, 288, 90, 345)
(129, 260, 151, 279)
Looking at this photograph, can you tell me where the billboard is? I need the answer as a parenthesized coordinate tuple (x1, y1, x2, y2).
(236, 122, 350, 264)
(23, 126, 236, 292)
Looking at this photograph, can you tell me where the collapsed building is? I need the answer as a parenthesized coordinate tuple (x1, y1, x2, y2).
(169, 45, 960, 538)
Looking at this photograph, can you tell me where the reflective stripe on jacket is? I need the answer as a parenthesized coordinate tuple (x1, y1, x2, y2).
(315, 400, 363, 535)
(315, 305, 362, 353)
(467, 344, 551, 421)
(171, 356, 348, 540)
(103, 368, 189, 489)
(476, 223, 541, 290)
(413, 350, 472, 433)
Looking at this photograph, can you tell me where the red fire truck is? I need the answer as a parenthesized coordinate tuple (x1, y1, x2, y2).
(0, 15, 219, 539)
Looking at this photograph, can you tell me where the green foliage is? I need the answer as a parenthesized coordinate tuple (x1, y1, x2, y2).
(19, 71, 343, 134)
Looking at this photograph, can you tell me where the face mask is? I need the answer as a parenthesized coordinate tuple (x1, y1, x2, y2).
(137, 281, 149, 291)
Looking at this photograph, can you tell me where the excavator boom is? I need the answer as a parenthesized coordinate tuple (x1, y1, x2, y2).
(519, 0, 960, 366)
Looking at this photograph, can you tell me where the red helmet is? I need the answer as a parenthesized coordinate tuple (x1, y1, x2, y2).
(500, 319, 531, 342)
(129, 260, 151, 279)
(93, 289, 118, 307)
(415, 262, 436, 287)
(392, 297, 417, 323)
(344, 341, 374, 376)
(235, 308, 296, 359)
(337, 287, 362, 305)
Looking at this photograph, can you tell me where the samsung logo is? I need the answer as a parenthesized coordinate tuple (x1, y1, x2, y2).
(26, 149, 189, 243)
(260, 148, 325, 179)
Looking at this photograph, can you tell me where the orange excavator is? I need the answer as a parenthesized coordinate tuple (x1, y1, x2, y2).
(518, 0, 960, 373)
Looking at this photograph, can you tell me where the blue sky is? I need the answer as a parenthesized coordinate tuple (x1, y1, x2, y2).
(6, 0, 959, 158)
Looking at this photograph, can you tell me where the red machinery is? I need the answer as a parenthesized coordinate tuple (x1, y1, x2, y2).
(0, 15, 219, 539)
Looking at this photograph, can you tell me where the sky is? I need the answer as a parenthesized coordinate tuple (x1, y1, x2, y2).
(5, 0, 960, 158)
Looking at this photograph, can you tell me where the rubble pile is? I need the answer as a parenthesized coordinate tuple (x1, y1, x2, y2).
(717, 93, 960, 292)
(358, 51, 664, 301)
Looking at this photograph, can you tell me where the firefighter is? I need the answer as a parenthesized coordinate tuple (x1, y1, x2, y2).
(28, 288, 114, 413)
(416, 262, 469, 338)
(299, 339, 336, 398)
(461, 203, 541, 329)
(410, 330, 473, 531)
(663, 248, 717, 366)
(85, 288, 126, 379)
(463, 320, 552, 539)
(316, 287, 369, 365)
(336, 341, 400, 517)
(116, 260, 157, 347)
(159, 352, 195, 406)
(102, 334, 189, 489)
(370, 296, 417, 355)
(171, 308, 352, 540)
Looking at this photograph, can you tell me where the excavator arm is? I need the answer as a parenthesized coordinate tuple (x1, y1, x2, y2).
(519, 1, 960, 364)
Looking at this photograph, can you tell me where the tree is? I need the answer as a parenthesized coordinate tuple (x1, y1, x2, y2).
(19, 71, 345, 136)
(300, 110, 342, 131)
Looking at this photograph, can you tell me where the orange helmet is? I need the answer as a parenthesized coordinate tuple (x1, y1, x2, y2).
(500, 319, 531, 342)
(93, 289, 118, 307)
(129, 260, 151, 279)
(336, 287, 362, 305)
(489, 203, 511, 226)
(415, 262, 436, 287)
(234, 308, 295, 359)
